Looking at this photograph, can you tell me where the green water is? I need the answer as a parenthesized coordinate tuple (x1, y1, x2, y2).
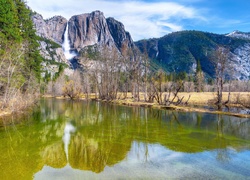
(0, 99, 250, 180)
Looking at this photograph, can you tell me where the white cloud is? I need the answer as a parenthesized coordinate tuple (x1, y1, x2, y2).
(27, 0, 206, 41)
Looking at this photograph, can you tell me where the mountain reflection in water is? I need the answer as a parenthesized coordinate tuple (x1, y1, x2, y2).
(0, 99, 249, 179)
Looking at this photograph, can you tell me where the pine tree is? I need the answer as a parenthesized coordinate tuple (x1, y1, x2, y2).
(14, 0, 42, 81)
(0, 0, 21, 43)
(194, 59, 204, 92)
(0, 0, 42, 99)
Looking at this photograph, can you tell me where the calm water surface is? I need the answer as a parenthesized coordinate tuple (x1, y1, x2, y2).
(0, 99, 250, 179)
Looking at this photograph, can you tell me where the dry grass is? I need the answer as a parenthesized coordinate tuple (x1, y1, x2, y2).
(38, 92, 250, 118)
(85, 92, 250, 106)
(176, 92, 250, 105)
(0, 91, 38, 118)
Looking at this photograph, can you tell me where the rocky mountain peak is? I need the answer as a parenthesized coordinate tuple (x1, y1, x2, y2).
(32, 13, 67, 44)
(68, 11, 114, 51)
(66, 10, 135, 56)
(106, 17, 135, 54)
(226, 30, 250, 40)
(32, 10, 136, 73)
(89, 10, 104, 17)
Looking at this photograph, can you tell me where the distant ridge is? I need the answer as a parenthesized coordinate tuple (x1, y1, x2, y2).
(135, 30, 250, 80)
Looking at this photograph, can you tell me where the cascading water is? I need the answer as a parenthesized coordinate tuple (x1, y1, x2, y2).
(62, 23, 76, 60)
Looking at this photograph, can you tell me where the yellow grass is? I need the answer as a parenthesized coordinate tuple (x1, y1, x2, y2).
(84, 92, 250, 106)
(0, 110, 12, 117)
(176, 92, 250, 105)
(7, 92, 247, 119)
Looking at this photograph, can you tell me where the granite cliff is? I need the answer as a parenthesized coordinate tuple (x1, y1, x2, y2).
(32, 14, 67, 44)
(32, 13, 69, 77)
(31, 10, 250, 80)
(67, 11, 135, 56)
(32, 11, 135, 63)
(68, 11, 114, 51)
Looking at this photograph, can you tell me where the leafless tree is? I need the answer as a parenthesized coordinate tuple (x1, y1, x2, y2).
(214, 47, 230, 109)
(62, 70, 82, 99)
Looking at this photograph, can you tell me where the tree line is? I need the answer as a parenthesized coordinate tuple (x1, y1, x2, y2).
(0, 0, 42, 112)
(1, 0, 249, 112)
(47, 45, 250, 109)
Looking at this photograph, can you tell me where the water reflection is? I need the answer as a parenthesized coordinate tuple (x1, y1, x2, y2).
(0, 98, 249, 179)
(63, 123, 75, 161)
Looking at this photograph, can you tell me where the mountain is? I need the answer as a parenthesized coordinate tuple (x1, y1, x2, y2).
(31, 10, 250, 81)
(67, 11, 135, 56)
(226, 30, 250, 40)
(32, 13, 69, 77)
(32, 14, 67, 44)
(32, 11, 135, 56)
(31, 11, 136, 73)
(135, 30, 250, 80)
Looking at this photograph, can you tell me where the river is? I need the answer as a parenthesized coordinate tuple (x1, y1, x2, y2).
(0, 99, 250, 179)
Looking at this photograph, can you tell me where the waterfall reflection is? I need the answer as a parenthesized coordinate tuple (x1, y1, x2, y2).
(0, 99, 250, 179)
(63, 122, 76, 161)
(36, 99, 250, 173)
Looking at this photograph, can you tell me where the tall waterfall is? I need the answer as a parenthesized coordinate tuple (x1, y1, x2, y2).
(63, 123, 75, 161)
(62, 23, 76, 60)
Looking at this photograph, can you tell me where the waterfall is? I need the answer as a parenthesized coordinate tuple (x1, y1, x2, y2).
(62, 23, 76, 60)
(62, 123, 75, 161)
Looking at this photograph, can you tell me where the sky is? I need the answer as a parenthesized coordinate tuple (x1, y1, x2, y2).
(27, 0, 250, 41)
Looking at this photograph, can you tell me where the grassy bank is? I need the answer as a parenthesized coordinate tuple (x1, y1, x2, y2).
(107, 92, 250, 118)
(0, 93, 39, 119)
(48, 92, 250, 118)
(2, 92, 249, 119)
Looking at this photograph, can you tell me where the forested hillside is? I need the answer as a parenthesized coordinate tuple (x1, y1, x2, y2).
(0, 0, 42, 111)
(136, 30, 250, 80)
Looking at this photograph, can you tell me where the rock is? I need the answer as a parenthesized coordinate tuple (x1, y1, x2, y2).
(38, 40, 68, 64)
(32, 13, 67, 44)
(32, 12, 69, 69)
(54, 48, 69, 64)
(68, 11, 114, 51)
(106, 17, 135, 55)
(45, 16, 67, 44)
(231, 43, 250, 80)
(67, 11, 136, 56)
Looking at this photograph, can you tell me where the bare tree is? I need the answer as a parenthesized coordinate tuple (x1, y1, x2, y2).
(214, 47, 230, 109)
(62, 70, 82, 99)
(0, 43, 25, 109)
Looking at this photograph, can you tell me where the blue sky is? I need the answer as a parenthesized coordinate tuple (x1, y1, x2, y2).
(27, 0, 250, 41)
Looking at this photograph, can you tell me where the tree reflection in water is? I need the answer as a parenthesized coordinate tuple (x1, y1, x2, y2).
(0, 99, 249, 179)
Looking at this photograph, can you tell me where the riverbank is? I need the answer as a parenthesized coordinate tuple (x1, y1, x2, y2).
(53, 92, 250, 118)
(1, 92, 250, 119)
(0, 110, 12, 117)
(0, 93, 39, 120)
(109, 98, 250, 118)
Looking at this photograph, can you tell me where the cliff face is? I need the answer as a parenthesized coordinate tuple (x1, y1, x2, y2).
(32, 14, 67, 44)
(32, 13, 68, 64)
(68, 11, 114, 51)
(32, 13, 69, 77)
(31, 11, 136, 75)
(32, 11, 136, 58)
(106, 17, 135, 55)
(67, 11, 135, 55)
(32, 10, 250, 80)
